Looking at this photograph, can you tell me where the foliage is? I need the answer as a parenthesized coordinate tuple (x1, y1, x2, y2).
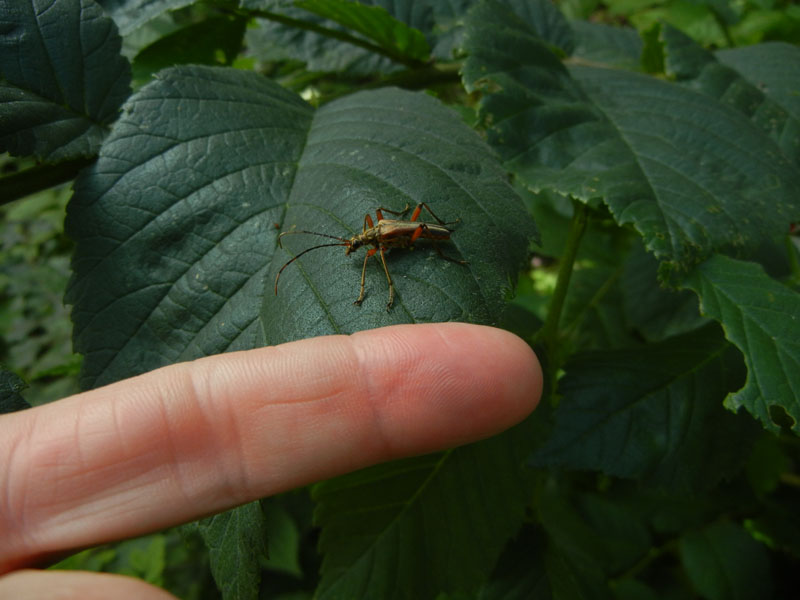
(1, 0, 799, 599)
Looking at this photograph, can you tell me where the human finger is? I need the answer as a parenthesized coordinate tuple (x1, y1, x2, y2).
(0, 323, 541, 571)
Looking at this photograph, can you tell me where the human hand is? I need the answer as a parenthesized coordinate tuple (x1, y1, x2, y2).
(0, 323, 542, 599)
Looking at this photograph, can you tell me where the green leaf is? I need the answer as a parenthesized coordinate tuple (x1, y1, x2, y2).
(262, 499, 303, 577)
(0, 368, 30, 414)
(0, 0, 131, 161)
(262, 88, 536, 345)
(539, 484, 653, 578)
(312, 418, 538, 599)
(97, 0, 194, 35)
(531, 323, 760, 491)
(461, 0, 800, 268)
(571, 20, 642, 71)
(682, 254, 800, 433)
(246, 5, 400, 76)
(501, 0, 575, 56)
(679, 521, 772, 600)
(295, 0, 430, 62)
(66, 65, 535, 388)
(195, 502, 270, 600)
(621, 242, 708, 342)
(132, 15, 247, 85)
(662, 25, 800, 169)
(474, 527, 549, 600)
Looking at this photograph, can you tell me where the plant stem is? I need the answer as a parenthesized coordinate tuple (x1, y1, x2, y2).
(0, 157, 95, 206)
(533, 200, 588, 367)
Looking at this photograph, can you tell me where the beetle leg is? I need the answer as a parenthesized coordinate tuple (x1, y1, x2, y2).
(377, 246, 395, 310)
(410, 223, 429, 244)
(374, 204, 411, 220)
(433, 241, 468, 265)
(363, 213, 374, 232)
(354, 248, 375, 306)
(415, 202, 460, 226)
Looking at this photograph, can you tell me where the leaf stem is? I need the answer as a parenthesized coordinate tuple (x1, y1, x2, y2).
(0, 157, 95, 206)
(533, 200, 588, 363)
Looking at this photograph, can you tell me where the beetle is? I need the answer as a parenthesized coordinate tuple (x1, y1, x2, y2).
(274, 203, 466, 310)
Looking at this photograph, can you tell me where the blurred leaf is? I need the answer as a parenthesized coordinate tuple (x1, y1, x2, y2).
(679, 521, 771, 600)
(262, 500, 303, 577)
(295, 0, 430, 62)
(313, 417, 539, 599)
(539, 484, 653, 578)
(745, 433, 790, 496)
(462, 0, 800, 269)
(246, 0, 436, 76)
(531, 323, 760, 491)
(132, 15, 247, 85)
(473, 526, 549, 599)
(0, 0, 131, 161)
(571, 20, 643, 71)
(501, 0, 575, 55)
(0, 367, 30, 413)
(97, 0, 194, 35)
(682, 254, 800, 433)
(662, 25, 800, 169)
(621, 242, 708, 342)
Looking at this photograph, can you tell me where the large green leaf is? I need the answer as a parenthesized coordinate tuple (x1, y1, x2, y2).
(261, 88, 535, 345)
(0, 0, 131, 161)
(312, 416, 539, 599)
(530, 323, 760, 491)
(66, 65, 535, 387)
(682, 254, 800, 433)
(461, 0, 800, 268)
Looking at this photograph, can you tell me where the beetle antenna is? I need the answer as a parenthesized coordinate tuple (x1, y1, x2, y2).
(274, 242, 350, 295)
(278, 230, 349, 248)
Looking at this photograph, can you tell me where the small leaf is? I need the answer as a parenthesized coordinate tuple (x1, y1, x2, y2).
(132, 15, 247, 85)
(0, 368, 30, 414)
(247, 8, 398, 76)
(531, 323, 760, 491)
(97, 0, 194, 35)
(0, 0, 131, 161)
(571, 20, 643, 71)
(679, 521, 772, 600)
(295, 0, 430, 62)
(682, 254, 800, 433)
(196, 502, 270, 600)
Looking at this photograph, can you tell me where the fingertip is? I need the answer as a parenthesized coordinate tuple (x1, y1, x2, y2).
(350, 323, 543, 453)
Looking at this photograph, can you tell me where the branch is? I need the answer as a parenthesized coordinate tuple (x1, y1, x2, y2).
(0, 157, 95, 206)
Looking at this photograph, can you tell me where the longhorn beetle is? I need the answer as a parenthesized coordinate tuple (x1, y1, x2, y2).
(274, 203, 467, 310)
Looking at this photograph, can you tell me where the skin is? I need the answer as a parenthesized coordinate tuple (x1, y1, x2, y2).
(0, 323, 542, 599)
